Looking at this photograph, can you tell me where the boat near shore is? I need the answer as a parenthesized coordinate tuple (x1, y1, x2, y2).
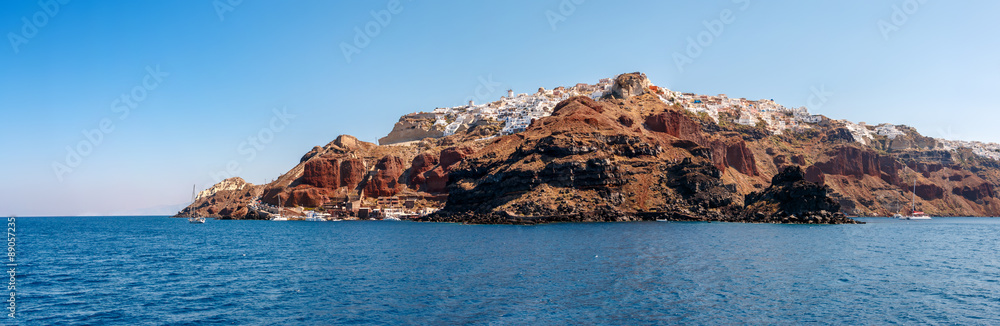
(188, 185, 206, 224)
(897, 167, 932, 220)
(903, 211, 932, 220)
(304, 211, 329, 222)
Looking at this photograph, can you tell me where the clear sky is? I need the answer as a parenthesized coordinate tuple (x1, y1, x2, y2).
(2, 0, 998, 216)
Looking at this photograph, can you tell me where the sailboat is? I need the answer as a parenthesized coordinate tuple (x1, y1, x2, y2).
(270, 194, 288, 221)
(887, 198, 904, 218)
(903, 167, 932, 220)
(188, 184, 206, 224)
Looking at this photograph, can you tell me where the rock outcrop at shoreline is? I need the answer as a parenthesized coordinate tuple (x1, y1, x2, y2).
(179, 72, 1000, 222)
(741, 166, 862, 224)
(176, 177, 263, 219)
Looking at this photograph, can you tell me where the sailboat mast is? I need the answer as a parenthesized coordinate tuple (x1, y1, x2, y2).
(911, 173, 916, 214)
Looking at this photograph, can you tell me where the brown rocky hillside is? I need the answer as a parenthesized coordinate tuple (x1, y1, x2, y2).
(177, 72, 1000, 221)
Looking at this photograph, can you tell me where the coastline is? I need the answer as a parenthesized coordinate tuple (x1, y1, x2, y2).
(415, 210, 865, 225)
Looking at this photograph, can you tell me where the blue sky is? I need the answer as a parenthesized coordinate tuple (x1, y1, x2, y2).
(2, 0, 998, 216)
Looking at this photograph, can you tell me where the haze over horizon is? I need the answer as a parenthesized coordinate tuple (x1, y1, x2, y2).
(2, 0, 998, 217)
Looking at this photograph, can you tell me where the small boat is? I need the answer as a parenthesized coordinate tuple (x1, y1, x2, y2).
(382, 208, 404, 221)
(304, 211, 328, 222)
(271, 195, 288, 221)
(901, 168, 932, 220)
(188, 185, 206, 224)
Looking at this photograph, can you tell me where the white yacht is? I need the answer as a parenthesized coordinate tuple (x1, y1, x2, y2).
(904, 211, 932, 220)
(304, 211, 328, 222)
(382, 208, 404, 221)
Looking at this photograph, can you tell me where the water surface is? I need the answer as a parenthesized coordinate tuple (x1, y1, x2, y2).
(18, 217, 1000, 325)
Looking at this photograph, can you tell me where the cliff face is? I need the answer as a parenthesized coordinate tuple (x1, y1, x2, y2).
(609, 72, 651, 99)
(176, 177, 263, 219)
(180, 72, 1000, 221)
(364, 155, 406, 198)
(177, 129, 488, 219)
(378, 113, 444, 145)
(427, 93, 798, 223)
(764, 138, 1000, 217)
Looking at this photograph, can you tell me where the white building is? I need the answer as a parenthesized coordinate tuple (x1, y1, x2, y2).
(875, 124, 906, 139)
(736, 112, 758, 126)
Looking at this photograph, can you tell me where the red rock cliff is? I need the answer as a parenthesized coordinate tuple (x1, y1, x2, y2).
(365, 155, 406, 197)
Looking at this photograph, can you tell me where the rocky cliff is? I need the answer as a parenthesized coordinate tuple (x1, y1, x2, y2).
(179, 72, 1000, 222)
(425, 95, 750, 222)
(177, 177, 263, 218)
(378, 113, 444, 145)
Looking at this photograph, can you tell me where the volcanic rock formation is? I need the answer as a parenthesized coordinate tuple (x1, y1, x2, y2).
(179, 72, 1000, 222)
(741, 166, 861, 224)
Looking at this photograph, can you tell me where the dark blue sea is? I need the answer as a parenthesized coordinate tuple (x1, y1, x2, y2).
(13, 217, 1000, 325)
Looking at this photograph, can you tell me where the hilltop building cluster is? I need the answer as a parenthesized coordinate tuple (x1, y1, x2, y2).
(428, 78, 616, 137)
(405, 74, 1000, 163)
(427, 76, 834, 140)
(654, 90, 826, 135)
(939, 139, 1000, 161)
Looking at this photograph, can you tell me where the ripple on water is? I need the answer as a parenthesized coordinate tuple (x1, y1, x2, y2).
(17, 216, 1000, 324)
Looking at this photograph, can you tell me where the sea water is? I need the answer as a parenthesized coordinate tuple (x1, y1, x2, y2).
(15, 216, 1000, 325)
